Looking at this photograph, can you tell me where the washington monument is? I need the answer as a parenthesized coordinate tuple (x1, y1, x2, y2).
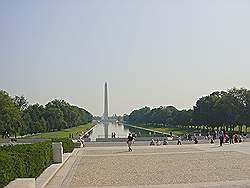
(103, 82, 109, 121)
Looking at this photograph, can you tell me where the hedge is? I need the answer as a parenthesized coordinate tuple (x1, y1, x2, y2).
(0, 141, 52, 188)
(51, 138, 74, 153)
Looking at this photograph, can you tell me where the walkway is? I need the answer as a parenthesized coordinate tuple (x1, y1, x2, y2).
(45, 142, 250, 188)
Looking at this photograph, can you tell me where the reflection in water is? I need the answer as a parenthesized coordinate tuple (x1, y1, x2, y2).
(89, 122, 165, 141)
(104, 122, 108, 139)
(89, 122, 130, 141)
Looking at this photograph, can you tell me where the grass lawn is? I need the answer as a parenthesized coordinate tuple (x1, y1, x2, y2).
(125, 124, 189, 136)
(148, 127, 188, 136)
(25, 123, 94, 139)
(138, 125, 250, 136)
(130, 124, 195, 136)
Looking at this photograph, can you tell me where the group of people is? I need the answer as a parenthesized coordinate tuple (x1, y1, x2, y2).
(129, 130, 248, 151)
(150, 138, 168, 146)
(217, 131, 245, 146)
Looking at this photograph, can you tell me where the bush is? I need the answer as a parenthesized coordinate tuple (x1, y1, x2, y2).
(0, 141, 52, 188)
(51, 138, 74, 153)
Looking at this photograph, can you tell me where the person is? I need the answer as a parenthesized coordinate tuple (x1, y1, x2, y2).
(213, 132, 216, 140)
(78, 136, 85, 147)
(132, 132, 136, 138)
(234, 134, 239, 143)
(188, 134, 192, 141)
(194, 137, 198, 144)
(239, 135, 242, 143)
(127, 133, 134, 151)
(113, 132, 116, 138)
(229, 132, 233, 144)
(150, 139, 155, 146)
(210, 138, 214, 144)
(224, 134, 229, 143)
(243, 132, 247, 141)
(156, 138, 161, 146)
(163, 138, 168, 145)
(219, 131, 224, 146)
(177, 136, 182, 145)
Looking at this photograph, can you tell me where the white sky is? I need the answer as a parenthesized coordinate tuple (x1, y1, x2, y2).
(0, 0, 250, 115)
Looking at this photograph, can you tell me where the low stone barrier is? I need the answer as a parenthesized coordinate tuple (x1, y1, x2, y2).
(5, 178, 35, 188)
(96, 137, 168, 142)
(52, 142, 63, 163)
(15, 138, 50, 143)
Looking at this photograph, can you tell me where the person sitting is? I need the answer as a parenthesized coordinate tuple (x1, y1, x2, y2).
(239, 135, 242, 143)
(150, 139, 155, 146)
(234, 134, 239, 143)
(224, 134, 229, 143)
(163, 138, 168, 145)
(156, 139, 161, 146)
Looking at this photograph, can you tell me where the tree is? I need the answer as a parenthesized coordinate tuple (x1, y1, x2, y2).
(228, 88, 250, 132)
(43, 107, 66, 131)
(23, 104, 47, 134)
(13, 95, 28, 111)
(0, 90, 22, 138)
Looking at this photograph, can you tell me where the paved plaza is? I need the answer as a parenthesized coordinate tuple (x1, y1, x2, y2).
(45, 142, 250, 188)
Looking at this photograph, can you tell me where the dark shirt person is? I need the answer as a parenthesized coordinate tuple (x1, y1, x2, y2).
(229, 132, 233, 144)
(219, 131, 224, 146)
(127, 133, 134, 152)
(194, 137, 198, 144)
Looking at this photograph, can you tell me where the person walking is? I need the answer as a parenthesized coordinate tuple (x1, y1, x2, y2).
(177, 136, 182, 145)
(229, 132, 233, 144)
(219, 131, 224, 146)
(194, 137, 198, 144)
(127, 133, 134, 152)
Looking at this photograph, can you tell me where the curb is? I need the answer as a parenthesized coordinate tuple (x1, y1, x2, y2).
(35, 152, 72, 188)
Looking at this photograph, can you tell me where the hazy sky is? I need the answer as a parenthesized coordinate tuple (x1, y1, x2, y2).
(1, 0, 250, 116)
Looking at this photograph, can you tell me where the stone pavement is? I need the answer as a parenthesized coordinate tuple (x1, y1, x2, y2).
(44, 142, 250, 188)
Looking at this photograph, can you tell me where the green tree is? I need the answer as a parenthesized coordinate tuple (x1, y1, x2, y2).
(23, 104, 47, 134)
(13, 95, 28, 111)
(43, 107, 66, 131)
(0, 91, 22, 138)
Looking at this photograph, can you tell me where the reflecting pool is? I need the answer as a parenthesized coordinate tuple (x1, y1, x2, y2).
(88, 122, 164, 141)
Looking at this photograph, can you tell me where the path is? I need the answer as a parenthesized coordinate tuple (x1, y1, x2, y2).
(45, 142, 250, 188)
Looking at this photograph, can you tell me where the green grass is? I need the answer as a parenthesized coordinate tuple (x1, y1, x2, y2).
(25, 123, 94, 139)
(148, 127, 188, 136)
(129, 124, 194, 136)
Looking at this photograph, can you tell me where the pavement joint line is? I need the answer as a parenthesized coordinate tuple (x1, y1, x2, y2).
(79, 150, 234, 157)
(82, 143, 241, 150)
(77, 179, 250, 188)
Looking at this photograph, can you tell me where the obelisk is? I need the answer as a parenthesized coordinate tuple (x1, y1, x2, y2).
(103, 82, 109, 121)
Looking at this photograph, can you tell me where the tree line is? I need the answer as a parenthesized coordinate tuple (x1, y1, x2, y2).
(0, 90, 93, 138)
(124, 88, 250, 133)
